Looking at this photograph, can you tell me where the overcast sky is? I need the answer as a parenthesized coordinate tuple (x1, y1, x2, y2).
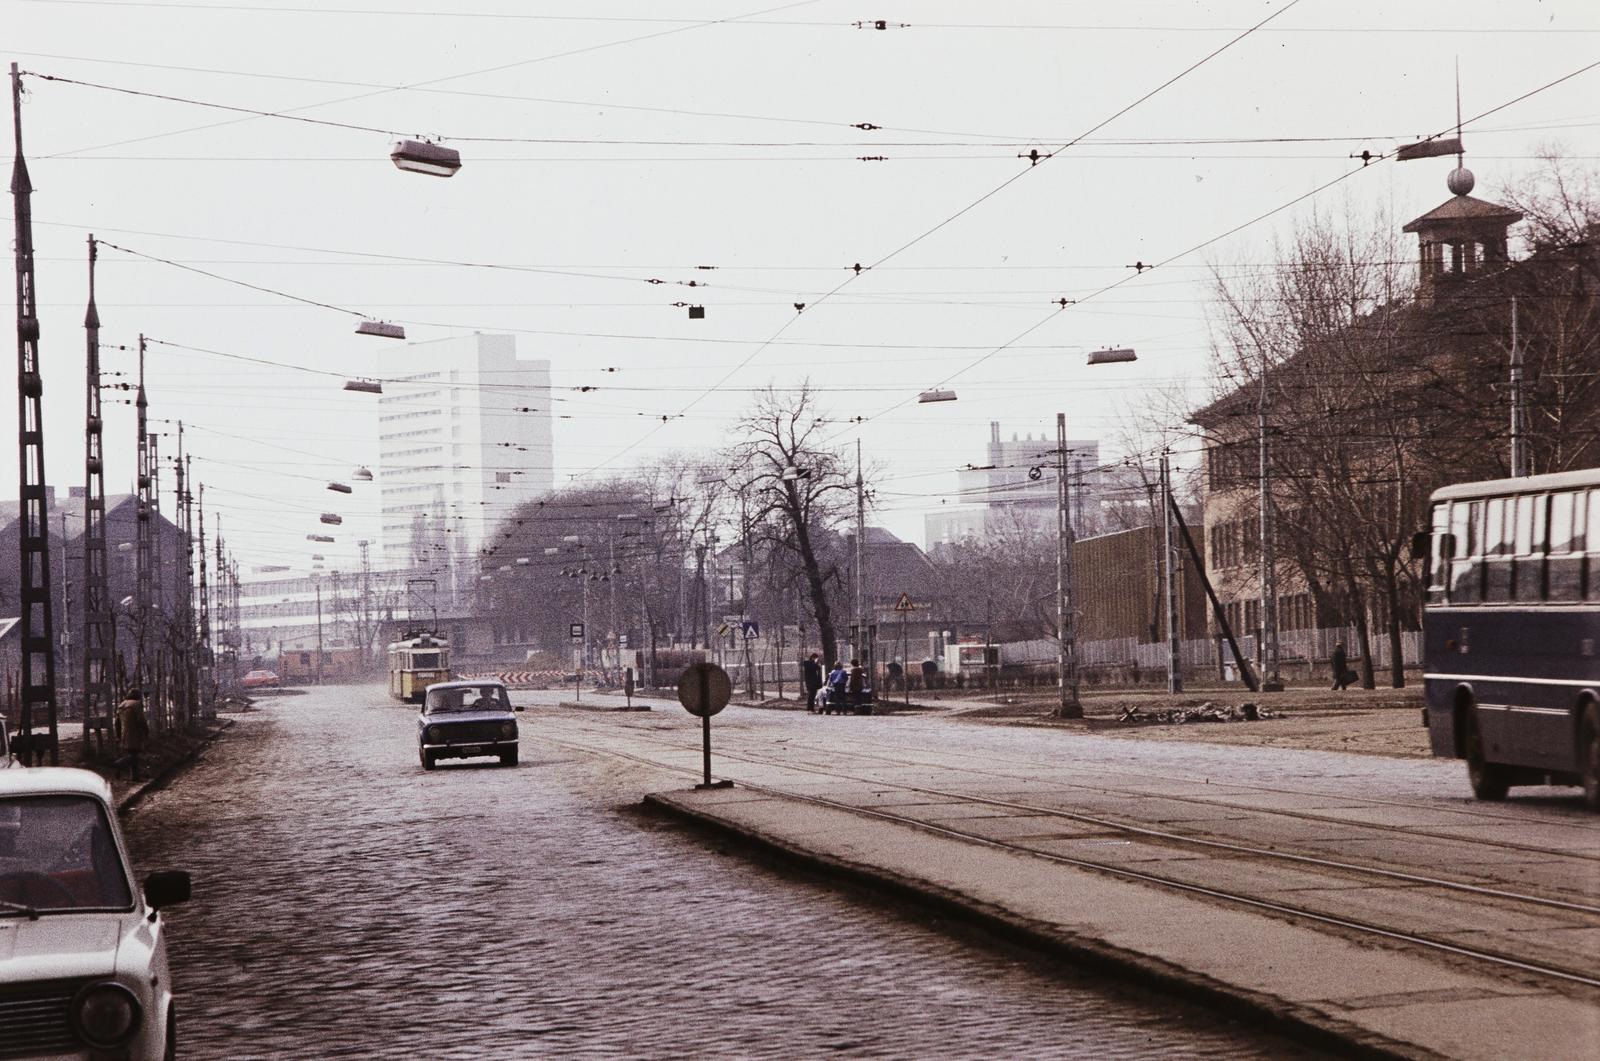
(6, 0, 1599, 574)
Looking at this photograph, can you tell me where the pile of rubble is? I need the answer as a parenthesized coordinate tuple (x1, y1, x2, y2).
(1115, 701, 1275, 725)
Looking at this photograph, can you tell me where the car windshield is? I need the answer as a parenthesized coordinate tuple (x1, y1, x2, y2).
(425, 686, 509, 713)
(0, 795, 134, 914)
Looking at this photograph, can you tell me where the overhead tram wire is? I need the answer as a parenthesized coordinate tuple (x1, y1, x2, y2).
(834, 53, 1600, 442)
(40, 50, 1588, 149)
(14, 3, 1597, 34)
(30, 0, 823, 159)
(575, 0, 1304, 479)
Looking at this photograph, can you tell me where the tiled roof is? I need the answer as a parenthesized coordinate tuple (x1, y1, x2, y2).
(1402, 194, 1523, 232)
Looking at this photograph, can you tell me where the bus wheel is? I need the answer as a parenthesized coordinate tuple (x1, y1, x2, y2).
(1463, 709, 1510, 801)
(1580, 702, 1600, 812)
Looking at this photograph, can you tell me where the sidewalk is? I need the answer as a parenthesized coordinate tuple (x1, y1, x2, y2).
(11, 714, 234, 812)
(645, 784, 1598, 1061)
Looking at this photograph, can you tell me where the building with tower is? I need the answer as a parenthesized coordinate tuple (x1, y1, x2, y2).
(1191, 161, 1598, 678)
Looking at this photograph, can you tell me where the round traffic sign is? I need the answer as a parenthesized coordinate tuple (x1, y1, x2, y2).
(677, 662, 732, 718)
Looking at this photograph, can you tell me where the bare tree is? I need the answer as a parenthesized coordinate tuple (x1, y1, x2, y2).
(728, 385, 854, 666)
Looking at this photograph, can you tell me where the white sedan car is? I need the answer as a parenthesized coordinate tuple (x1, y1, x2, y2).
(0, 767, 190, 1059)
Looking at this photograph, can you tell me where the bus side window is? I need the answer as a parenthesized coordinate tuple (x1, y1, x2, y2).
(1587, 490, 1600, 602)
(1425, 503, 1450, 603)
(1548, 492, 1582, 601)
(1483, 497, 1514, 602)
(1512, 493, 1545, 602)
(1449, 500, 1481, 603)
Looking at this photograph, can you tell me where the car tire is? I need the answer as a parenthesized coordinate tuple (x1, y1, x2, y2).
(421, 749, 436, 771)
(500, 749, 518, 767)
(1580, 701, 1600, 813)
(1463, 708, 1510, 801)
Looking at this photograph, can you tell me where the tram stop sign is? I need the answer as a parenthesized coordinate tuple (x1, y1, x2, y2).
(677, 662, 732, 718)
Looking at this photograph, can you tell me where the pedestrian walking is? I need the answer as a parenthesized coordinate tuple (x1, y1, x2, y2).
(1331, 642, 1352, 691)
(116, 688, 151, 780)
(802, 653, 824, 712)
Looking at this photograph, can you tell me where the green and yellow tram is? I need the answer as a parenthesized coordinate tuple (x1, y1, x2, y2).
(388, 633, 451, 703)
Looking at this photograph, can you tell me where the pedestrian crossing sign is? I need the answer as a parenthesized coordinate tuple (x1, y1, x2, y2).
(893, 593, 914, 612)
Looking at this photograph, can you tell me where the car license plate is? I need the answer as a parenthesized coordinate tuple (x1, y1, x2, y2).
(464, 745, 485, 756)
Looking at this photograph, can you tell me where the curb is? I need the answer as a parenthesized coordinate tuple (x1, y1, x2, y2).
(556, 701, 653, 712)
(117, 718, 235, 814)
(642, 791, 1425, 1061)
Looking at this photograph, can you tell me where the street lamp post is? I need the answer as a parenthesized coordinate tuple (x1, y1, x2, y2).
(1055, 413, 1081, 717)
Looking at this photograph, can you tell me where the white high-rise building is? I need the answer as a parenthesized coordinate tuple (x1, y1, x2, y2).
(377, 334, 553, 582)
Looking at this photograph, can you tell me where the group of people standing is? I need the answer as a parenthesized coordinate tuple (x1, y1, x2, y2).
(800, 653, 865, 712)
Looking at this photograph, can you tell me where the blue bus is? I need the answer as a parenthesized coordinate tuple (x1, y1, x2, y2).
(1417, 468, 1599, 809)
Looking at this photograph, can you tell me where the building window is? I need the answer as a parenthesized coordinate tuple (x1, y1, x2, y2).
(495, 472, 512, 484)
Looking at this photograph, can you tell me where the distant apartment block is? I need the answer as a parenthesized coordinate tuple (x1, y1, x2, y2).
(376, 334, 553, 571)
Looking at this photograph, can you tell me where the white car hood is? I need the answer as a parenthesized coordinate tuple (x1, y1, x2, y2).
(0, 912, 137, 983)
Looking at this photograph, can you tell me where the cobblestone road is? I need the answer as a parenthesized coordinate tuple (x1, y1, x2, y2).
(121, 686, 1326, 1060)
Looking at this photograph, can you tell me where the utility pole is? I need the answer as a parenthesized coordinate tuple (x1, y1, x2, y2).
(607, 536, 618, 684)
(1055, 413, 1081, 717)
(1162, 451, 1183, 694)
(1257, 343, 1283, 692)
(314, 581, 324, 685)
(1510, 296, 1528, 477)
(358, 539, 373, 669)
(12, 62, 60, 764)
(81, 235, 114, 755)
(694, 542, 708, 650)
(58, 511, 73, 715)
(174, 440, 193, 729)
(197, 486, 211, 712)
(134, 335, 152, 697)
(855, 438, 868, 678)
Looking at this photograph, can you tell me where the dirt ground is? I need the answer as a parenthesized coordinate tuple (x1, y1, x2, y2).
(745, 684, 1432, 760)
(950, 686, 1431, 759)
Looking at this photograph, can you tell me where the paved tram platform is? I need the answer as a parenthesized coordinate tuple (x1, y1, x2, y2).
(542, 685, 1598, 1061)
(645, 783, 1598, 1061)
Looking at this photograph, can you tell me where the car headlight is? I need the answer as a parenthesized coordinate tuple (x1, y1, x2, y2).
(425, 725, 442, 743)
(500, 721, 516, 738)
(72, 982, 141, 1049)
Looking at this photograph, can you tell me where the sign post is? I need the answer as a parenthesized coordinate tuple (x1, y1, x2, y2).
(570, 623, 585, 702)
(893, 593, 915, 708)
(677, 662, 733, 789)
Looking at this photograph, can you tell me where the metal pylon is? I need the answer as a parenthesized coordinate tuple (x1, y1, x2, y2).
(81, 235, 114, 758)
(135, 335, 152, 694)
(11, 63, 58, 764)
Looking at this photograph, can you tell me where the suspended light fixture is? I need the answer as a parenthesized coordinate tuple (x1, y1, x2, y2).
(516, 558, 530, 566)
(343, 379, 382, 394)
(780, 465, 810, 481)
(327, 482, 352, 494)
(917, 388, 957, 403)
(353, 467, 374, 481)
(391, 139, 462, 178)
(1086, 347, 1137, 365)
(307, 534, 335, 543)
(311, 554, 325, 561)
(320, 513, 343, 525)
(356, 320, 406, 340)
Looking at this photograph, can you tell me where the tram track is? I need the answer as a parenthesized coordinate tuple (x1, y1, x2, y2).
(721, 731, 1600, 869)
(545, 722, 1600, 992)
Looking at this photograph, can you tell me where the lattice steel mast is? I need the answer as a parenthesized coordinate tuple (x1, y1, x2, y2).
(81, 235, 114, 757)
(11, 63, 59, 763)
(196, 484, 210, 710)
(134, 335, 152, 694)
